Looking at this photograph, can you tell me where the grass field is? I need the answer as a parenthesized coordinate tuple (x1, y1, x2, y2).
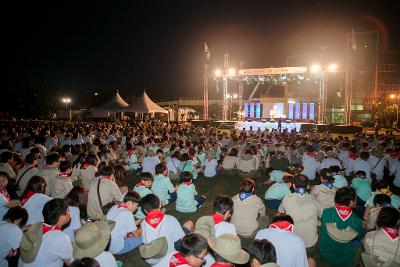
(116, 169, 349, 267)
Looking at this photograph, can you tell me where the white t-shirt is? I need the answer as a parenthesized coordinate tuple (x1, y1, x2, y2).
(142, 157, 158, 176)
(204, 159, 218, 177)
(255, 228, 308, 267)
(321, 157, 342, 170)
(0, 221, 23, 267)
(21, 230, 73, 267)
(141, 214, 185, 266)
(95, 251, 118, 267)
(153, 252, 191, 267)
(106, 205, 137, 253)
(0, 192, 9, 221)
(23, 193, 51, 225)
(167, 158, 181, 174)
(215, 222, 236, 237)
(301, 155, 320, 180)
(62, 206, 81, 241)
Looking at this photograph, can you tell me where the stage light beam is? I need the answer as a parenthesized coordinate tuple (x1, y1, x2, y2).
(214, 69, 222, 77)
(310, 64, 321, 74)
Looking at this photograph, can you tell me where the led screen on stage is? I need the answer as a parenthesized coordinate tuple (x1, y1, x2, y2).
(262, 103, 285, 119)
(288, 103, 294, 120)
(295, 103, 301, 120)
(250, 103, 255, 118)
(256, 103, 261, 118)
(302, 103, 308, 119)
(243, 103, 248, 118)
(309, 103, 315, 120)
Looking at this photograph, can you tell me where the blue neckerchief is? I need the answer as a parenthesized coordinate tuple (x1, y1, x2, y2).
(239, 192, 252, 201)
(295, 188, 307, 196)
(322, 182, 334, 189)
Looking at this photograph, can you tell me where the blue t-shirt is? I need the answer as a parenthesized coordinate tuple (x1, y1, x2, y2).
(333, 174, 348, 188)
(176, 183, 198, 213)
(351, 178, 372, 202)
(151, 175, 175, 204)
(270, 170, 284, 183)
(365, 191, 400, 208)
(265, 182, 291, 200)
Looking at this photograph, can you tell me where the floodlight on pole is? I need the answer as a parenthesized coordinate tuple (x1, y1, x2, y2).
(310, 64, 321, 74)
(327, 63, 338, 73)
(61, 98, 72, 120)
(214, 69, 222, 77)
(228, 68, 236, 76)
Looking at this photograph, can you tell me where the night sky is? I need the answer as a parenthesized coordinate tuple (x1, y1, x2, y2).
(4, 0, 400, 110)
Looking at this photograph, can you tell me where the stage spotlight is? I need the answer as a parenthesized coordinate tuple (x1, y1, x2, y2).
(233, 94, 238, 99)
(310, 64, 321, 74)
(215, 69, 222, 77)
(390, 94, 396, 99)
(228, 68, 236, 76)
(327, 64, 338, 72)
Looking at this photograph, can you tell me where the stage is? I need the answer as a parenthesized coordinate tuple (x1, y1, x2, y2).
(236, 121, 303, 131)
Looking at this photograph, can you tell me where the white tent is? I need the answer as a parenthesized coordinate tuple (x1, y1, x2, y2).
(124, 91, 168, 114)
(92, 91, 129, 111)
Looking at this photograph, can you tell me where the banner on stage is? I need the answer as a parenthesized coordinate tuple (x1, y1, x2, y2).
(237, 67, 307, 76)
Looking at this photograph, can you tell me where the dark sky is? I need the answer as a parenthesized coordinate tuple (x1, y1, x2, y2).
(4, 0, 400, 106)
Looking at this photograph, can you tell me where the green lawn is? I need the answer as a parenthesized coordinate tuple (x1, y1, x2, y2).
(117, 169, 341, 267)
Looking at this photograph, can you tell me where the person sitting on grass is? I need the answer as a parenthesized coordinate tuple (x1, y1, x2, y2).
(311, 168, 337, 210)
(51, 160, 73, 199)
(364, 193, 392, 231)
(351, 170, 372, 218)
(106, 192, 142, 254)
(126, 143, 141, 173)
(231, 178, 266, 238)
(176, 171, 206, 213)
(140, 194, 194, 266)
(319, 187, 365, 267)
(265, 175, 292, 210)
(331, 165, 348, 188)
(180, 153, 197, 180)
(0, 207, 28, 267)
(203, 152, 218, 178)
(363, 180, 400, 223)
(255, 214, 313, 267)
(134, 172, 153, 198)
(363, 206, 400, 265)
(278, 174, 322, 249)
(151, 163, 177, 206)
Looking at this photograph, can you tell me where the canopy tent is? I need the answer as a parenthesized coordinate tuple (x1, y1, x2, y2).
(92, 91, 129, 112)
(124, 91, 168, 114)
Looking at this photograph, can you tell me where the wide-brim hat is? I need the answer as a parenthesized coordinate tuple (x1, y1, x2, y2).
(326, 223, 358, 243)
(20, 222, 43, 263)
(361, 252, 400, 267)
(73, 220, 114, 260)
(208, 233, 249, 264)
(261, 263, 280, 267)
(139, 236, 168, 259)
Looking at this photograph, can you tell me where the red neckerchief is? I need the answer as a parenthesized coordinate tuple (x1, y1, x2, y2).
(127, 149, 135, 158)
(211, 263, 231, 267)
(348, 152, 358, 160)
(335, 204, 352, 221)
(382, 227, 400, 241)
(182, 181, 192, 186)
(269, 220, 294, 232)
(306, 151, 315, 158)
(145, 210, 165, 229)
(59, 172, 70, 177)
(212, 213, 224, 225)
(390, 152, 400, 159)
(42, 223, 61, 235)
(136, 181, 147, 187)
(170, 251, 190, 267)
(82, 162, 90, 169)
(21, 191, 36, 206)
(118, 203, 129, 209)
(0, 189, 10, 201)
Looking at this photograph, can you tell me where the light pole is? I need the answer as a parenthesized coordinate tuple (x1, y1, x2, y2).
(61, 98, 72, 120)
(310, 63, 338, 124)
(390, 94, 399, 129)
